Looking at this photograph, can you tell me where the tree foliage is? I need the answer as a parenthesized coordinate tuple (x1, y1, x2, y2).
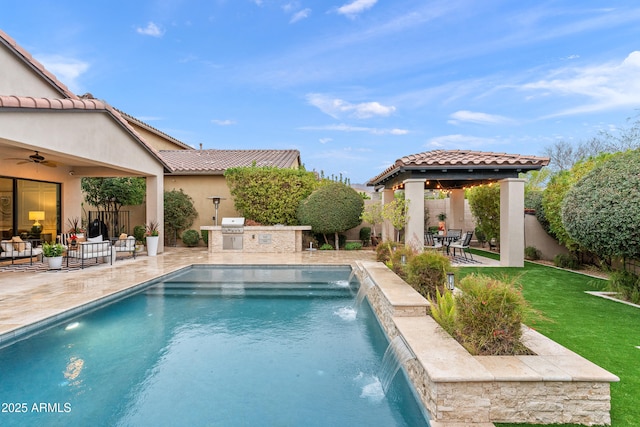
(297, 182, 363, 248)
(467, 184, 500, 242)
(164, 189, 198, 241)
(562, 150, 640, 261)
(541, 154, 610, 248)
(81, 177, 146, 212)
(382, 192, 409, 242)
(225, 166, 318, 225)
(360, 202, 384, 236)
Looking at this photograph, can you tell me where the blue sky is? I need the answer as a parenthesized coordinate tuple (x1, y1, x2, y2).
(3, 1, 640, 183)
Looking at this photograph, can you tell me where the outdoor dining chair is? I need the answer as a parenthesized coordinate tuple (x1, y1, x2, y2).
(449, 231, 474, 260)
(424, 233, 444, 251)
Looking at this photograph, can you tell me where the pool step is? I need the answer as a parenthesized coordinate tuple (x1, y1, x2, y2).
(146, 282, 357, 298)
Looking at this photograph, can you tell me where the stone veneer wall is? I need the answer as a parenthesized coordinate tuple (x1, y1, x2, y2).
(355, 261, 619, 426)
(202, 226, 311, 253)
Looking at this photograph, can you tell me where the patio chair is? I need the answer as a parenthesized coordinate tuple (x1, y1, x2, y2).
(424, 233, 443, 251)
(449, 231, 473, 260)
(446, 229, 462, 239)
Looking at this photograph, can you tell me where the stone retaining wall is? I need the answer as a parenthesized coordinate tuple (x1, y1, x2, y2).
(355, 261, 619, 426)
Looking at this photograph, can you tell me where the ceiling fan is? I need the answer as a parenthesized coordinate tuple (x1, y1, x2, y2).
(8, 150, 58, 167)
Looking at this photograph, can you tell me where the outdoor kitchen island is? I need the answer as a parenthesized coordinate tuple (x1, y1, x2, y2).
(202, 218, 312, 253)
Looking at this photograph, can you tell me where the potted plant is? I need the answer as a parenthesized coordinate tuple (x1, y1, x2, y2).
(42, 242, 64, 269)
(437, 213, 447, 235)
(67, 217, 85, 236)
(145, 220, 160, 256)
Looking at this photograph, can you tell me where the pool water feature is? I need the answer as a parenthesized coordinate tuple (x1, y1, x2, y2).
(0, 265, 430, 426)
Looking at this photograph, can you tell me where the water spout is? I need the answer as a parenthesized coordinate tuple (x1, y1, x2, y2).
(378, 335, 416, 394)
(354, 275, 374, 307)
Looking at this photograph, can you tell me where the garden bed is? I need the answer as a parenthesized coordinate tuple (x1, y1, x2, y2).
(356, 260, 619, 426)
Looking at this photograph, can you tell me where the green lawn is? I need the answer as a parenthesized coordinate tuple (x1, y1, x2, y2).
(460, 251, 639, 427)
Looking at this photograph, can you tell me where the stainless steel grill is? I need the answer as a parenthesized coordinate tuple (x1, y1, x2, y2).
(221, 217, 244, 249)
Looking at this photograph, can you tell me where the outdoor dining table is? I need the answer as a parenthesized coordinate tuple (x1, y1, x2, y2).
(432, 234, 459, 254)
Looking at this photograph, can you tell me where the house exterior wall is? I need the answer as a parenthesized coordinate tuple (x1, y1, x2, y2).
(0, 44, 63, 97)
(164, 174, 238, 235)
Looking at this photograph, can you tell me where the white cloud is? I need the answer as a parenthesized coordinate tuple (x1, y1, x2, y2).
(448, 110, 514, 125)
(36, 54, 89, 93)
(426, 134, 499, 149)
(290, 8, 311, 23)
(136, 22, 164, 37)
(306, 93, 395, 119)
(299, 123, 408, 135)
(319, 137, 333, 144)
(521, 51, 640, 116)
(336, 0, 377, 18)
(212, 119, 236, 126)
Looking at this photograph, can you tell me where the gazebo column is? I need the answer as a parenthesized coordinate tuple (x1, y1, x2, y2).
(500, 178, 525, 267)
(404, 179, 426, 250)
(381, 188, 395, 242)
(449, 189, 465, 230)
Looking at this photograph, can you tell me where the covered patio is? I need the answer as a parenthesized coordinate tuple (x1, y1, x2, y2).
(367, 150, 549, 267)
(0, 30, 169, 253)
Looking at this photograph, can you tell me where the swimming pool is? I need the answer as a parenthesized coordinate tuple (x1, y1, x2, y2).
(0, 265, 430, 426)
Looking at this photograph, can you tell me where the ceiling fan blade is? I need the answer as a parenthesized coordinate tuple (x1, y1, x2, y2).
(41, 161, 57, 167)
(16, 160, 32, 165)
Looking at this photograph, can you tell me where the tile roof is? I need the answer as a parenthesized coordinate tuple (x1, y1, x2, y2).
(115, 108, 194, 151)
(160, 149, 301, 174)
(0, 29, 78, 99)
(368, 149, 550, 186)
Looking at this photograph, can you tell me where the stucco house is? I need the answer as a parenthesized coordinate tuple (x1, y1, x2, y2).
(0, 30, 168, 253)
(1, 29, 302, 251)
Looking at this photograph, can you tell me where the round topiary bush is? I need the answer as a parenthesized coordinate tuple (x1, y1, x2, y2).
(297, 182, 364, 249)
(181, 229, 200, 247)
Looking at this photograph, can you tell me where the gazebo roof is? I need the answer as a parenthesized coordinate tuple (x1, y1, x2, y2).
(367, 149, 550, 189)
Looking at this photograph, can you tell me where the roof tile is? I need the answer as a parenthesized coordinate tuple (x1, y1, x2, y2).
(160, 149, 300, 174)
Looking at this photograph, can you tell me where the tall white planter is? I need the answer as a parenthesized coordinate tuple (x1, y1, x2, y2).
(146, 235, 159, 256)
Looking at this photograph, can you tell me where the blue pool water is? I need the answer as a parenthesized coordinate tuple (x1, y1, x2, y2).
(0, 265, 430, 426)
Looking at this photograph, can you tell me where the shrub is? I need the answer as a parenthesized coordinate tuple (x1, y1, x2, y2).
(405, 251, 451, 299)
(319, 243, 334, 250)
(164, 189, 198, 244)
(181, 229, 200, 247)
(428, 289, 456, 336)
(554, 253, 581, 269)
(524, 246, 541, 260)
(455, 274, 532, 355)
(467, 184, 500, 243)
(375, 240, 401, 263)
(359, 227, 371, 246)
(345, 242, 362, 251)
(133, 225, 146, 244)
(387, 245, 416, 279)
(607, 270, 640, 304)
(201, 230, 209, 245)
(562, 150, 640, 261)
(225, 166, 318, 225)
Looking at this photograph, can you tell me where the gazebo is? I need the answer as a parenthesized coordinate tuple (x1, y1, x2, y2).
(366, 150, 550, 267)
